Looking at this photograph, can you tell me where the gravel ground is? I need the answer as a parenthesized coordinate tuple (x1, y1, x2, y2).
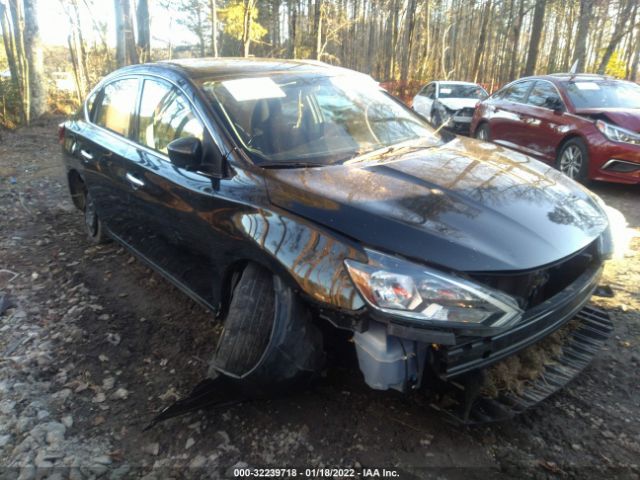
(0, 117, 639, 479)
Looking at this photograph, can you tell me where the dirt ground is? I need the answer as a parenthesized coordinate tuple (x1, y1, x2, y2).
(0, 117, 639, 479)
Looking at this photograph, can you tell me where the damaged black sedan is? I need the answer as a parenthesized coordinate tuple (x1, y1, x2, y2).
(60, 59, 614, 422)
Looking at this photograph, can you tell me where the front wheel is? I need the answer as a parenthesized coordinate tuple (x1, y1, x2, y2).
(557, 138, 589, 183)
(475, 123, 490, 141)
(210, 263, 324, 386)
(430, 111, 442, 129)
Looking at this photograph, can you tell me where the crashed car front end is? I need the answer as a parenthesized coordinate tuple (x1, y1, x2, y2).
(316, 205, 611, 422)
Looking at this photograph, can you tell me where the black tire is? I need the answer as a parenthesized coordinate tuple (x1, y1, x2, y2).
(210, 263, 324, 385)
(431, 111, 442, 128)
(556, 138, 589, 183)
(475, 122, 490, 141)
(83, 190, 108, 244)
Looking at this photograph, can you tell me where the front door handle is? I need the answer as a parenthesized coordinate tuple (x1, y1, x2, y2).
(80, 149, 93, 161)
(125, 172, 145, 190)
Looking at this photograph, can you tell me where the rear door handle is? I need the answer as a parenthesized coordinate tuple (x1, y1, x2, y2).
(125, 172, 145, 190)
(80, 149, 93, 161)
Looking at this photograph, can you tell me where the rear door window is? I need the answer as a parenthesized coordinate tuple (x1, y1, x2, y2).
(501, 81, 533, 103)
(137, 78, 204, 154)
(527, 81, 562, 108)
(95, 78, 139, 137)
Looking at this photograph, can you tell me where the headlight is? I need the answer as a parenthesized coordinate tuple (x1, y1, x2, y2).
(345, 250, 522, 330)
(596, 120, 640, 145)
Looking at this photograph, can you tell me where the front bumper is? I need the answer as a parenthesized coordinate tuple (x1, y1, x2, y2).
(431, 305, 612, 423)
(434, 261, 603, 379)
(443, 114, 473, 134)
(591, 137, 640, 184)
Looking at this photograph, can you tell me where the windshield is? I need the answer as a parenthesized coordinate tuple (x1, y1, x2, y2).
(201, 74, 439, 166)
(439, 84, 487, 99)
(563, 80, 640, 109)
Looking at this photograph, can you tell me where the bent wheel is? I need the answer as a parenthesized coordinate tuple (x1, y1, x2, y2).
(210, 263, 324, 386)
(557, 138, 589, 183)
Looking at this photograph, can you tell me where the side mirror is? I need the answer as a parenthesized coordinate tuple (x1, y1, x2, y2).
(167, 136, 202, 170)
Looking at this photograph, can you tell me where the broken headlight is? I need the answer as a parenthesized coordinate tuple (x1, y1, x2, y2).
(345, 250, 522, 330)
(596, 120, 640, 145)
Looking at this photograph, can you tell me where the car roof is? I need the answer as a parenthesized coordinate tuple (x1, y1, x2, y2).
(145, 57, 356, 81)
(434, 80, 480, 86)
(521, 73, 619, 84)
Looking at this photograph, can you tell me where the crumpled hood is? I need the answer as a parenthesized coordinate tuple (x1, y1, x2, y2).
(575, 108, 640, 132)
(438, 98, 479, 111)
(265, 138, 608, 272)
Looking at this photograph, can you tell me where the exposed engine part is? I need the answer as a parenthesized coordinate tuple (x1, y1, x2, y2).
(353, 321, 427, 392)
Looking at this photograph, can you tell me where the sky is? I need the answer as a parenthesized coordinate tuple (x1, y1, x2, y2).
(37, 0, 197, 48)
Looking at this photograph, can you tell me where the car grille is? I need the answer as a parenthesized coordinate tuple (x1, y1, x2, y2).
(470, 240, 600, 311)
(458, 107, 475, 117)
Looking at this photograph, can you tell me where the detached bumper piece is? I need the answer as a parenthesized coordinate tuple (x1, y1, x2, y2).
(430, 306, 612, 424)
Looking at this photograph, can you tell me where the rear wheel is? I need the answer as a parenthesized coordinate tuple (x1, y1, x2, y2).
(557, 138, 589, 183)
(475, 123, 490, 141)
(210, 263, 324, 386)
(82, 190, 108, 244)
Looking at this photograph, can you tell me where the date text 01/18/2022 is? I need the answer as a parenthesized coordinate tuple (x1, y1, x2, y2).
(233, 468, 400, 477)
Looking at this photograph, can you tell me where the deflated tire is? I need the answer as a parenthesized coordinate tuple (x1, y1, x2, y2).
(209, 263, 324, 386)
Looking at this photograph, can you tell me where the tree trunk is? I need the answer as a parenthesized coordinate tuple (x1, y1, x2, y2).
(314, 0, 322, 60)
(547, 8, 561, 72)
(196, 3, 205, 56)
(288, 0, 297, 58)
(242, 0, 255, 57)
(522, 0, 546, 76)
(572, 0, 593, 72)
(8, 0, 29, 123)
(0, 2, 19, 91)
(136, 0, 151, 62)
(472, 0, 492, 82)
(114, 0, 138, 67)
(210, 0, 218, 56)
(399, 0, 417, 83)
(67, 34, 83, 103)
(114, 0, 125, 66)
(508, 0, 524, 80)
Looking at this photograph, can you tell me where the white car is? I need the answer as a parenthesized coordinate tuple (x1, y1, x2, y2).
(412, 81, 488, 133)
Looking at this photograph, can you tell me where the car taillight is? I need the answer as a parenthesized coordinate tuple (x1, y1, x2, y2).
(58, 124, 65, 144)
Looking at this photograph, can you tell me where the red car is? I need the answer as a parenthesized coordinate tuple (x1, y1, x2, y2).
(471, 74, 640, 184)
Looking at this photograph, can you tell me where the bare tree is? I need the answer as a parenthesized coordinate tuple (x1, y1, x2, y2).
(522, 0, 546, 76)
(5, 0, 30, 123)
(314, 0, 323, 60)
(114, 0, 138, 67)
(210, 0, 218, 56)
(137, 0, 151, 62)
(572, 0, 593, 72)
(242, 0, 258, 57)
(0, 0, 19, 91)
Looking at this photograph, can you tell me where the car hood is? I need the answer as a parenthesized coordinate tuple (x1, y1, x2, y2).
(264, 138, 608, 272)
(574, 108, 640, 132)
(438, 98, 479, 111)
